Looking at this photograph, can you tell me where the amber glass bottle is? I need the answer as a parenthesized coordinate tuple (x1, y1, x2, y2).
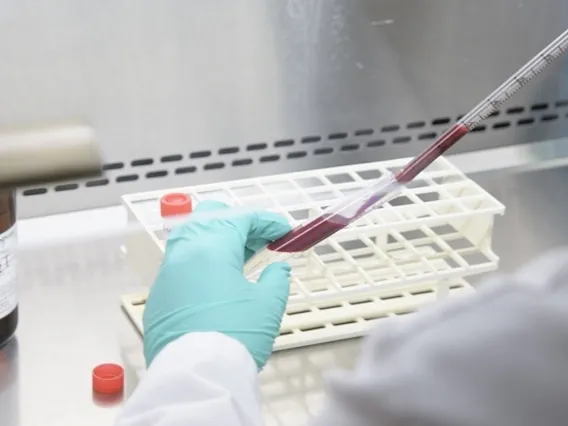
(0, 190, 17, 347)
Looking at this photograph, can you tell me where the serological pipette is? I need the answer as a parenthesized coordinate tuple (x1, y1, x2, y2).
(245, 27, 568, 279)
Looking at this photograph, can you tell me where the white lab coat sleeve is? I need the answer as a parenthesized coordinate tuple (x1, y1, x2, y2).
(311, 248, 568, 426)
(114, 332, 263, 426)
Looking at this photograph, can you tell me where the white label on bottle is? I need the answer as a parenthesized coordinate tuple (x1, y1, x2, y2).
(0, 225, 17, 319)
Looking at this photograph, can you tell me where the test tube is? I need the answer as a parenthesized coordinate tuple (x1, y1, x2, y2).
(159, 193, 193, 238)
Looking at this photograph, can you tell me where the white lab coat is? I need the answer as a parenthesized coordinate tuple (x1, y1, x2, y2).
(116, 249, 568, 426)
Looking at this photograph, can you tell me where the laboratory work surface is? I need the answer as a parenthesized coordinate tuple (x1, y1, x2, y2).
(2, 138, 568, 426)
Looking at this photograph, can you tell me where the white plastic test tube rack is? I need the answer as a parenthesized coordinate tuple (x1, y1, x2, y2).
(121, 156, 505, 351)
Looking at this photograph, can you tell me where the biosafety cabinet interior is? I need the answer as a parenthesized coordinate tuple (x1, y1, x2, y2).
(2, 2, 568, 426)
(0, 0, 565, 218)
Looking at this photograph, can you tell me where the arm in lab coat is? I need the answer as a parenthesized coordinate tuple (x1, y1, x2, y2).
(311, 248, 568, 426)
(115, 249, 568, 426)
(115, 332, 264, 426)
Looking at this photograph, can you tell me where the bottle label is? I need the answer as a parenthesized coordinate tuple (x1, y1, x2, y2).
(0, 225, 17, 319)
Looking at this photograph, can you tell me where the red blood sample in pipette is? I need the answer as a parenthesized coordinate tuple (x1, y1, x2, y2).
(267, 214, 349, 253)
(395, 124, 469, 183)
(267, 123, 470, 254)
(254, 28, 568, 267)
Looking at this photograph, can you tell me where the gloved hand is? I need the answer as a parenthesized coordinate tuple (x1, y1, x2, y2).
(142, 200, 292, 370)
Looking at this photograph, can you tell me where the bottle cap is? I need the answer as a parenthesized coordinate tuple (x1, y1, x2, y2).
(92, 363, 124, 394)
(160, 193, 192, 217)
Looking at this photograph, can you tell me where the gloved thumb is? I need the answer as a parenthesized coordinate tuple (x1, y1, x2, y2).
(257, 262, 292, 299)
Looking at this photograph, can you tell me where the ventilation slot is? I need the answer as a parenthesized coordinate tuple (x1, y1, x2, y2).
(204, 162, 225, 171)
(432, 117, 451, 126)
(471, 125, 486, 133)
(418, 132, 437, 140)
(260, 155, 280, 162)
(131, 158, 153, 167)
(542, 114, 558, 122)
(518, 118, 535, 126)
(340, 144, 359, 151)
(117, 174, 139, 182)
(301, 135, 321, 144)
(146, 170, 167, 178)
(407, 121, 426, 129)
(190, 150, 211, 159)
(274, 139, 294, 148)
(219, 147, 239, 155)
(329, 132, 348, 140)
(493, 121, 511, 129)
(233, 158, 253, 166)
(393, 136, 411, 144)
(161, 154, 183, 163)
(24, 97, 568, 197)
(367, 140, 386, 147)
(247, 143, 267, 151)
(54, 183, 78, 192)
(507, 106, 524, 114)
(381, 125, 399, 132)
(86, 179, 109, 187)
(175, 166, 196, 174)
(287, 151, 307, 159)
(103, 162, 124, 171)
(23, 188, 47, 196)
(315, 147, 333, 155)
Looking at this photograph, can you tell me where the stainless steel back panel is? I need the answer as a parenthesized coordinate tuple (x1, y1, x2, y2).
(0, 0, 566, 217)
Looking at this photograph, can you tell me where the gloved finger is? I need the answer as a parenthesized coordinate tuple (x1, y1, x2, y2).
(190, 203, 289, 248)
(245, 211, 291, 253)
(166, 199, 231, 256)
(192, 199, 230, 213)
(244, 247, 255, 263)
(173, 203, 291, 268)
(257, 262, 292, 301)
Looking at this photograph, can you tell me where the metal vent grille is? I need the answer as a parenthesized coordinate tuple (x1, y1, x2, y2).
(16, 99, 568, 218)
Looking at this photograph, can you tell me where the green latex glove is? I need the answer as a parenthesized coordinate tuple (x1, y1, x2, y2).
(143, 200, 292, 370)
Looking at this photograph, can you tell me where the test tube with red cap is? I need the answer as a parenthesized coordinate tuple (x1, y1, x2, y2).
(160, 193, 193, 236)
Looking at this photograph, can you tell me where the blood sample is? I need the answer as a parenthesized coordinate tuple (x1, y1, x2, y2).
(396, 124, 470, 183)
(265, 125, 469, 255)
(245, 28, 568, 276)
(263, 171, 402, 255)
(267, 215, 348, 253)
(0, 190, 17, 347)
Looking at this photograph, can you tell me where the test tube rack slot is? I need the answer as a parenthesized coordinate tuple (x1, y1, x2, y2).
(121, 156, 505, 351)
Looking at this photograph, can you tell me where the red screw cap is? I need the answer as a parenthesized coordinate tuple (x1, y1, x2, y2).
(92, 363, 124, 394)
(160, 193, 192, 217)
